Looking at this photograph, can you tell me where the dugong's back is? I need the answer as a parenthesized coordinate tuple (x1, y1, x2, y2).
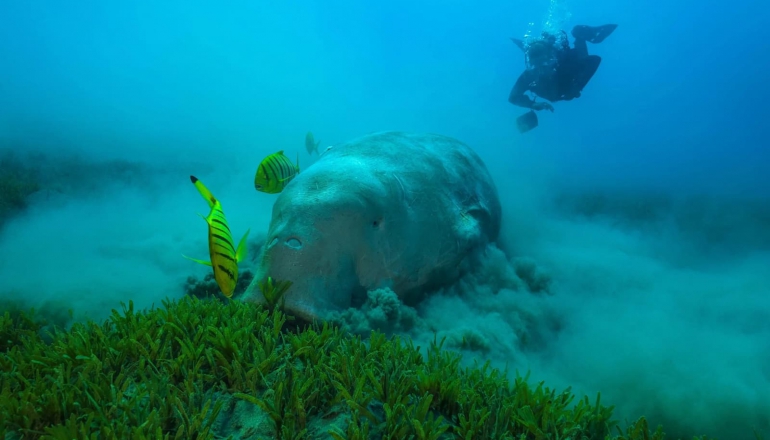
(244, 131, 501, 321)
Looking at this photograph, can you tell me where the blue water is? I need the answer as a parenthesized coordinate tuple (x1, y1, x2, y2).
(1, 1, 768, 439)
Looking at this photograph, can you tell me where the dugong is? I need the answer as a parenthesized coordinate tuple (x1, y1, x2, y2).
(243, 131, 501, 321)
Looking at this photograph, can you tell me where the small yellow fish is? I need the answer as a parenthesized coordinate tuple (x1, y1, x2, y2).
(184, 175, 249, 298)
(254, 150, 300, 194)
(305, 131, 320, 155)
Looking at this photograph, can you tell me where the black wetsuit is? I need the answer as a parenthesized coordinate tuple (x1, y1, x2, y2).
(508, 24, 616, 109)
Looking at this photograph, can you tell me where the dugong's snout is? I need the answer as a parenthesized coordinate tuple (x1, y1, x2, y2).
(254, 225, 358, 322)
(257, 232, 316, 321)
(264, 234, 304, 251)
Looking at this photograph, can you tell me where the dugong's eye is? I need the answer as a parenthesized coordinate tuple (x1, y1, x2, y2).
(372, 218, 383, 228)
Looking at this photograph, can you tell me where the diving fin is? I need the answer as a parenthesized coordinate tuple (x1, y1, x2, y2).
(516, 110, 539, 134)
(510, 37, 526, 52)
(571, 24, 617, 44)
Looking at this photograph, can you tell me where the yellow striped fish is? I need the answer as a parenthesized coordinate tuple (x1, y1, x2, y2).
(305, 131, 320, 155)
(254, 150, 300, 194)
(183, 175, 249, 298)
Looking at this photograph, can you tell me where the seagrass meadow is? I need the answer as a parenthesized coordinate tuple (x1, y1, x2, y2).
(0, 288, 715, 440)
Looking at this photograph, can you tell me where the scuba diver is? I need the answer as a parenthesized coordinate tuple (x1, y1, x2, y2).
(509, 24, 618, 132)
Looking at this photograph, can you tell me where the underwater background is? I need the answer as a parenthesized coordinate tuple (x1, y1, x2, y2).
(1, 0, 768, 439)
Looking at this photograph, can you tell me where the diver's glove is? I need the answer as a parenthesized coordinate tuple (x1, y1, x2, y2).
(532, 102, 554, 112)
